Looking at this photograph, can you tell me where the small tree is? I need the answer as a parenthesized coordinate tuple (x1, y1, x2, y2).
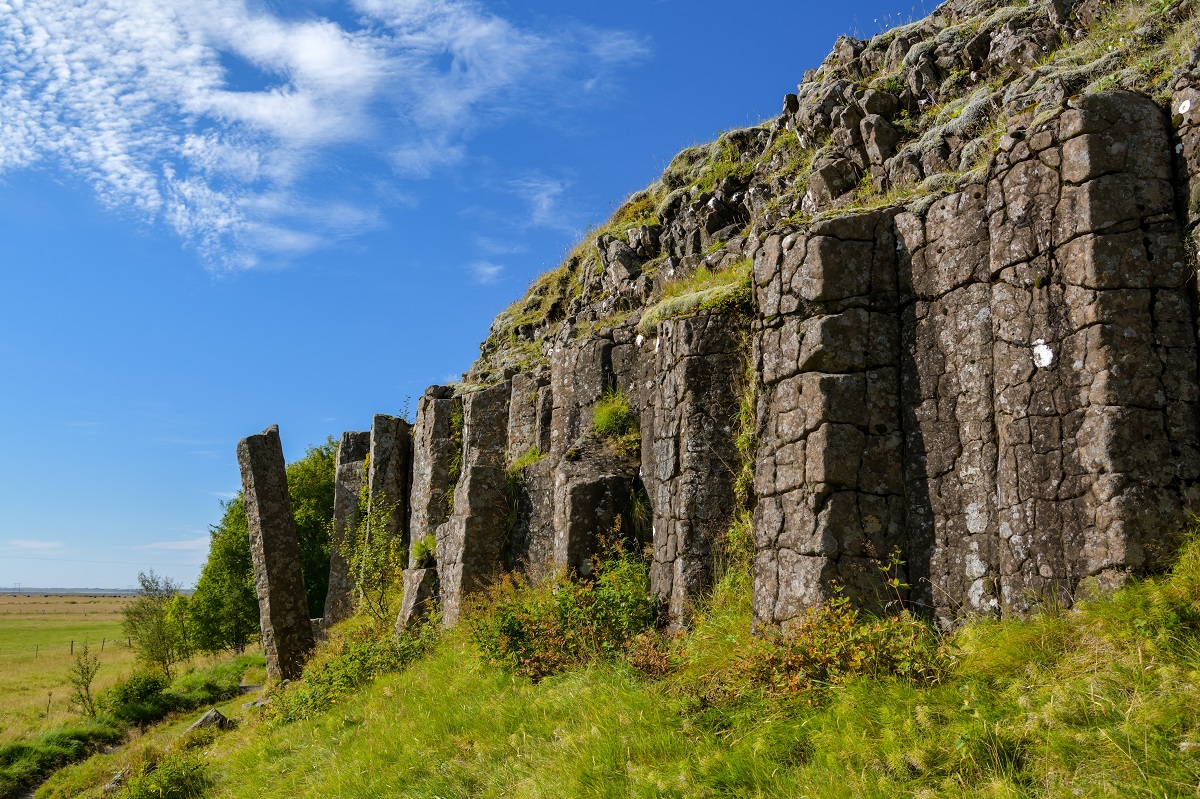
(122, 571, 188, 679)
(342, 486, 406, 628)
(68, 641, 101, 717)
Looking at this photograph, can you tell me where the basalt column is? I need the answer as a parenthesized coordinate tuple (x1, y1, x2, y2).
(367, 414, 413, 554)
(505, 373, 555, 577)
(895, 189, 1001, 626)
(236, 425, 314, 681)
(985, 92, 1200, 611)
(407, 387, 461, 565)
(323, 430, 370, 625)
(650, 310, 744, 629)
(437, 382, 511, 626)
(752, 211, 905, 630)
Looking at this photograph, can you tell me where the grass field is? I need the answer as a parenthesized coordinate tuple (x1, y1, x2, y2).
(0, 594, 137, 745)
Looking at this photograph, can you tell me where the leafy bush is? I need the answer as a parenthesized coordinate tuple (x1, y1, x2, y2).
(591, 389, 640, 457)
(471, 549, 656, 680)
(103, 672, 171, 724)
(118, 751, 210, 799)
(698, 595, 954, 703)
(267, 622, 438, 724)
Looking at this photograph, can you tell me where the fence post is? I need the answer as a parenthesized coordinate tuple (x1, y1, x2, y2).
(101, 638, 105, 652)
(70, 640, 74, 655)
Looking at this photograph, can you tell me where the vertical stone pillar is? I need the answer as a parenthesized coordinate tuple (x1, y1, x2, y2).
(752, 211, 905, 630)
(236, 425, 314, 681)
(367, 414, 412, 553)
(649, 311, 744, 630)
(437, 381, 511, 626)
(407, 387, 460, 566)
(323, 430, 369, 625)
(985, 92, 1198, 612)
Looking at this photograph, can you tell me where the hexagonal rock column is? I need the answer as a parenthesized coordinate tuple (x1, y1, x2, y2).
(368, 414, 412, 544)
(552, 436, 639, 577)
(323, 430, 370, 625)
(506, 373, 555, 577)
(649, 311, 745, 630)
(236, 425, 314, 681)
(407, 387, 461, 567)
(983, 91, 1199, 612)
(436, 381, 511, 627)
(752, 210, 905, 630)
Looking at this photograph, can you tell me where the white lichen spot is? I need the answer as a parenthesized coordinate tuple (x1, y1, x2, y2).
(635, 334, 644, 347)
(1181, 99, 1193, 115)
(965, 502, 988, 535)
(1032, 338, 1054, 368)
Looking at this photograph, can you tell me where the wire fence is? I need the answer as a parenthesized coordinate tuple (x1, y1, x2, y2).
(0, 638, 135, 658)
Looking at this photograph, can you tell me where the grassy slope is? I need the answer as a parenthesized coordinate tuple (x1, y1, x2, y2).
(146, 540, 1200, 799)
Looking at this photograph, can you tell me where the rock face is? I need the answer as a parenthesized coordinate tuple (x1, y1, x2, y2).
(300, 0, 1200, 638)
(324, 430, 369, 625)
(436, 382, 511, 626)
(395, 567, 439, 631)
(651, 311, 745, 628)
(368, 414, 412, 552)
(236, 425, 314, 681)
(408, 387, 460, 567)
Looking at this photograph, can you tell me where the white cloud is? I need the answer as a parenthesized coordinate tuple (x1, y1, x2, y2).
(8, 539, 65, 550)
(0, 0, 650, 269)
(136, 536, 211, 552)
(470, 260, 504, 284)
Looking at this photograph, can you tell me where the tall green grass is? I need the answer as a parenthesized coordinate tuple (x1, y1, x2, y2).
(202, 531, 1200, 798)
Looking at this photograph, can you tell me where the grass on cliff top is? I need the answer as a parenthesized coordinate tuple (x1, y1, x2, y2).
(56, 528, 1193, 799)
(638, 258, 753, 336)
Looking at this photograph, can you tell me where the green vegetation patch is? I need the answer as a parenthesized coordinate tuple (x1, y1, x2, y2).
(639, 258, 753, 336)
(590, 389, 640, 458)
(469, 547, 656, 681)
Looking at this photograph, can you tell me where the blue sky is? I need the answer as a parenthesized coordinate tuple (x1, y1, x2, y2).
(0, 0, 923, 590)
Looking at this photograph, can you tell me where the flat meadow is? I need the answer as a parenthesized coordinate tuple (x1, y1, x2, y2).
(0, 594, 136, 745)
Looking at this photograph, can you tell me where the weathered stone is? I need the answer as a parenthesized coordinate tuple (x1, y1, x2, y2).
(437, 382, 512, 626)
(368, 414, 413, 552)
(186, 708, 235, 734)
(237, 425, 314, 681)
(395, 567, 439, 631)
(553, 434, 641, 576)
(323, 430, 369, 625)
(550, 338, 613, 458)
(651, 311, 745, 629)
(408, 388, 461, 567)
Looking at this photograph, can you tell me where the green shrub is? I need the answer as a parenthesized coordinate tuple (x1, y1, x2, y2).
(696, 595, 954, 703)
(118, 751, 210, 799)
(591, 389, 640, 457)
(103, 672, 171, 724)
(471, 548, 656, 681)
(267, 622, 438, 724)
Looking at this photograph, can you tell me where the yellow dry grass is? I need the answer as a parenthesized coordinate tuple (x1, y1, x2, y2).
(0, 594, 136, 745)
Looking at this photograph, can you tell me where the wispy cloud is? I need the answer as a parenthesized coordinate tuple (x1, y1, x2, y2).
(8, 539, 64, 550)
(508, 174, 574, 232)
(0, 0, 650, 269)
(204, 490, 239, 500)
(470, 260, 504, 284)
(136, 536, 211, 552)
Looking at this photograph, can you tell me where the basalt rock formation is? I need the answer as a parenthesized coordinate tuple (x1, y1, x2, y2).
(259, 0, 1200, 638)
